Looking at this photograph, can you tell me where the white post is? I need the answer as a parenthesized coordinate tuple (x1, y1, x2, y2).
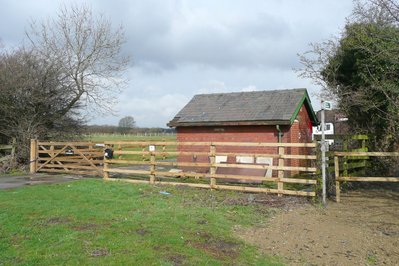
(321, 103, 327, 206)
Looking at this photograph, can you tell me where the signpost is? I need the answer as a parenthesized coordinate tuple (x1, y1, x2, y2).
(321, 101, 332, 206)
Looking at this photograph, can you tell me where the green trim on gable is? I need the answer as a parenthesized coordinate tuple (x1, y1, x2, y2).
(289, 91, 318, 126)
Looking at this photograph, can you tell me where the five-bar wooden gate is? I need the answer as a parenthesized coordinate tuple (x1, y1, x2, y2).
(30, 140, 104, 176)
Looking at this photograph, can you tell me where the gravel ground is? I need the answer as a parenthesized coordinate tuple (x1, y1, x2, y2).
(0, 174, 87, 189)
(235, 188, 399, 265)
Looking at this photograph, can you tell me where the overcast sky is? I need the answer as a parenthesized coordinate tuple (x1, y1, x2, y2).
(0, 0, 353, 127)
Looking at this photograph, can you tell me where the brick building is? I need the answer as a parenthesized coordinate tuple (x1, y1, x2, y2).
(167, 88, 318, 176)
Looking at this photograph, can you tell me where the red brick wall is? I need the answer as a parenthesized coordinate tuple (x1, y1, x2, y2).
(175, 103, 314, 176)
(288, 105, 314, 172)
(176, 125, 289, 173)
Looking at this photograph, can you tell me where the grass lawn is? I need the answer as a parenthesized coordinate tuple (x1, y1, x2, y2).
(0, 179, 283, 265)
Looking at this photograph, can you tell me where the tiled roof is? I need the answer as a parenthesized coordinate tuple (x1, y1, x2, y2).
(168, 88, 317, 127)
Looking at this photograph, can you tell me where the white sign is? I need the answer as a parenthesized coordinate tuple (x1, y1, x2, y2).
(149, 145, 156, 152)
(322, 101, 333, 110)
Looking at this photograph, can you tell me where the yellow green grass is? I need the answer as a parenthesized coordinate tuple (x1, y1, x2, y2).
(86, 133, 176, 142)
(85, 133, 177, 161)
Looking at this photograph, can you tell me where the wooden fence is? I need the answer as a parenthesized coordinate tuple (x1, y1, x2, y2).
(0, 138, 16, 162)
(31, 140, 104, 176)
(314, 134, 369, 176)
(334, 151, 399, 202)
(103, 141, 318, 197)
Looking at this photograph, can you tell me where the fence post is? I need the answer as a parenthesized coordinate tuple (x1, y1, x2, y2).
(210, 144, 216, 189)
(10, 138, 16, 159)
(277, 146, 284, 196)
(103, 148, 109, 180)
(150, 152, 156, 184)
(343, 138, 348, 177)
(29, 139, 37, 174)
(334, 155, 340, 202)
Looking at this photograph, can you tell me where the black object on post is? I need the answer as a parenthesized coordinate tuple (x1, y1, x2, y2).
(104, 148, 113, 159)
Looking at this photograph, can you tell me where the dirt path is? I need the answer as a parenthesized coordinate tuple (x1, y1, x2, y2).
(0, 174, 86, 189)
(235, 189, 399, 265)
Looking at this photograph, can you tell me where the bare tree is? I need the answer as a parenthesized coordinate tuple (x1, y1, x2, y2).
(118, 116, 136, 133)
(26, 4, 130, 115)
(0, 48, 83, 161)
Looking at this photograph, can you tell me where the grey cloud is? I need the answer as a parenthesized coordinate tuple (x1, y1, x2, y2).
(1, 0, 353, 127)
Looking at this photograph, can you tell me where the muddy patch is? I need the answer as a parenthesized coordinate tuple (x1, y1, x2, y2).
(135, 228, 150, 236)
(43, 217, 71, 225)
(188, 232, 241, 260)
(222, 194, 309, 209)
(164, 253, 187, 266)
(73, 223, 99, 231)
(0, 174, 86, 190)
(90, 248, 109, 257)
(235, 189, 399, 265)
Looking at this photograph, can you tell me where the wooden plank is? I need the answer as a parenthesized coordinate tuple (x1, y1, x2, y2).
(335, 152, 399, 157)
(104, 159, 317, 172)
(112, 150, 316, 160)
(104, 168, 150, 175)
(214, 184, 279, 193)
(152, 171, 316, 184)
(107, 178, 211, 189)
(104, 141, 317, 148)
(107, 177, 314, 196)
(38, 158, 103, 164)
(335, 156, 340, 203)
(36, 168, 100, 176)
(37, 141, 98, 146)
(280, 178, 317, 184)
(216, 163, 317, 172)
(38, 150, 103, 155)
(214, 185, 315, 196)
(281, 189, 316, 197)
(107, 178, 150, 184)
(337, 177, 399, 182)
(38, 164, 102, 170)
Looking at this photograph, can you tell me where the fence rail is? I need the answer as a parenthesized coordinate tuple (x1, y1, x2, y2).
(30, 139, 318, 197)
(103, 141, 317, 197)
(334, 151, 399, 202)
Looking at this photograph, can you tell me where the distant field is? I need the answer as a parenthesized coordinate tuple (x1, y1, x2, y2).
(85, 133, 177, 161)
(85, 133, 176, 142)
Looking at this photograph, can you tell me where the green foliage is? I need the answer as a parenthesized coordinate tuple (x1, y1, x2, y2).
(0, 180, 283, 265)
(300, 1, 399, 151)
(321, 22, 399, 149)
